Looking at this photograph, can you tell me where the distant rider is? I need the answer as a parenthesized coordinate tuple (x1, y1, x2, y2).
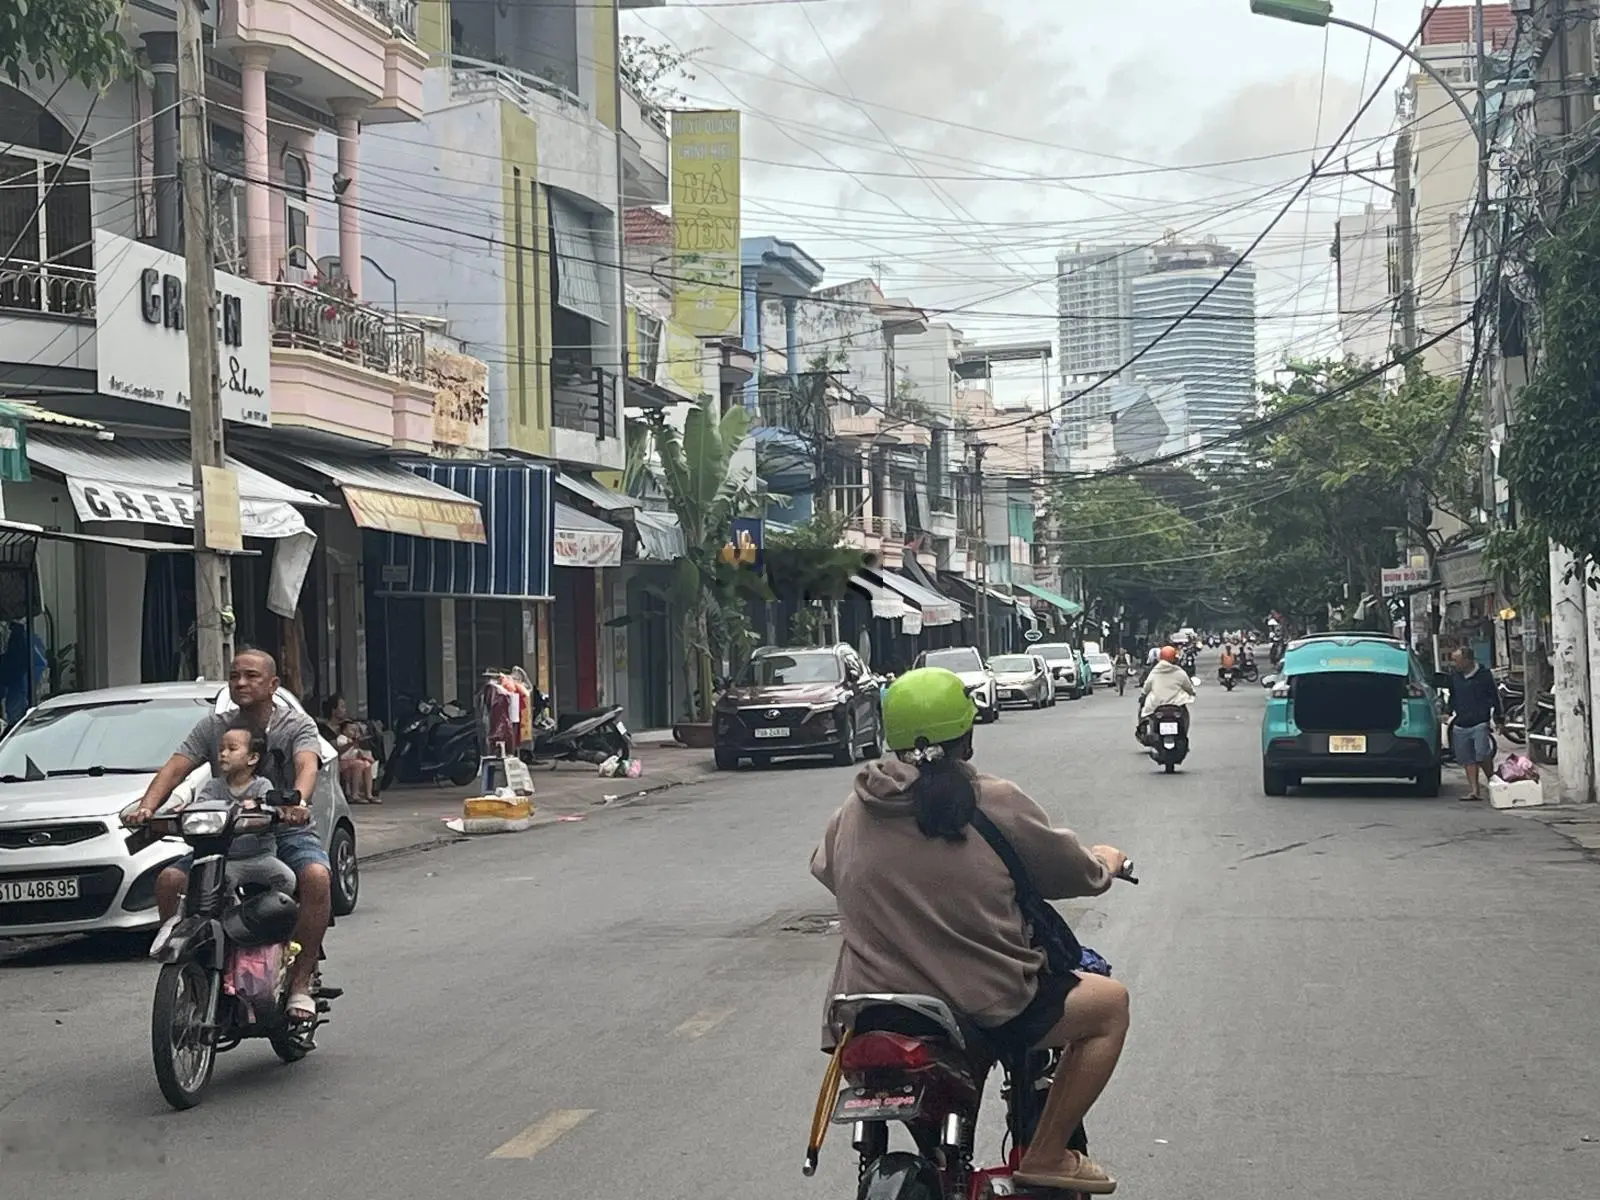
(1139, 645, 1196, 741)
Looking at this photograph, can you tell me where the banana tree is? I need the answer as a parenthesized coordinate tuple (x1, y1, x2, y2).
(636, 396, 770, 721)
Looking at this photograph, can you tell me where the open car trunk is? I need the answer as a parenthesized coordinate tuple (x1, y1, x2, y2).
(1291, 672, 1404, 733)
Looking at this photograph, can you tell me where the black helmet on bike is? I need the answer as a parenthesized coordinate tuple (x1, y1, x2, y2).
(220, 890, 301, 947)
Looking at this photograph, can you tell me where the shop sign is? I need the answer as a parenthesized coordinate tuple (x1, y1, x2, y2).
(93, 230, 272, 426)
(65, 477, 306, 539)
(344, 486, 486, 544)
(1380, 565, 1432, 596)
(553, 526, 622, 568)
(427, 346, 489, 452)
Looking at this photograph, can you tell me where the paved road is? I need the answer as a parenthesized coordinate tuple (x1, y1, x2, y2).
(4, 669, 1599, 1199)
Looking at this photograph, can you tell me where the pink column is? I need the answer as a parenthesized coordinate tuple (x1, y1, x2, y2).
(332, 101, 363, 298)
(237, 47, 274, 281)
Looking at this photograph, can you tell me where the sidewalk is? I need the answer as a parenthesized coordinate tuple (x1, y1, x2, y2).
(1511, 799, 1600, 856)
(351, 730, 717, 860)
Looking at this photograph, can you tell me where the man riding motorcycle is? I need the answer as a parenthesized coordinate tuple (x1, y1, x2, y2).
(1218, 643, 1238, 687)
(1139, 645, 1196, 742)
(810, 668, 1131, 1194)
(125, 649, 331, 1025)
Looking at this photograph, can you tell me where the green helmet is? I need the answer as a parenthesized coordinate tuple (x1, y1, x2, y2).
(882, 667, 978, 751)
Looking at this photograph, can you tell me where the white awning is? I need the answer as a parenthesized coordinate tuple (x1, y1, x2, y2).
(554, 501, 623, 568)
(850, 573, 919, 623)
(557, 472, 635, 513)
(871, 570, 961, 627)
(288, 453, 486, 544)
(0, 518, 258, 555)
(25, 432, 329, 540)
(633, 509, 684, 561)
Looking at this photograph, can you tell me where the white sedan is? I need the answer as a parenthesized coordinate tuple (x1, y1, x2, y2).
(0, 682, 358, 940)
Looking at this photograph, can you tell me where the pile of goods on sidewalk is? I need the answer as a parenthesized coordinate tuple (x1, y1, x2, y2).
(1488, 753, 1543, 809)
(447, 750, 537, 835)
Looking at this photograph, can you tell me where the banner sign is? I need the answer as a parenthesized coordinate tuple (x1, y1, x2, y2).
(553, 526, 623, 568)
(65, 477, 308, 540)
(670, 110, 741, 338)
(1380, 565, 1433, 597)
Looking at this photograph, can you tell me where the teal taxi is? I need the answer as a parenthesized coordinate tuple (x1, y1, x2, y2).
(1260, 633, 1444, 796)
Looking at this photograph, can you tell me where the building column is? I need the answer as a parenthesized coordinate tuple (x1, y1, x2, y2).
(332, 100, 364, 297)
(783, 295, 799, 383)
(741, 270, 760, 409)
(236, 46, 274, 281)
(142, 33, 181, 252)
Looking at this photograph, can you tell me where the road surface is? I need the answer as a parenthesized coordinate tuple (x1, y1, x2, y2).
(4, 668, 1598, 1198)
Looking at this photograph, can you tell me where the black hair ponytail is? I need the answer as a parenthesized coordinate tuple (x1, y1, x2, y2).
(906, 731, 978, 841)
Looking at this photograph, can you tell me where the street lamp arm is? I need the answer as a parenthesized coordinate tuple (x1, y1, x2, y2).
(1326, 16, 1479, 130)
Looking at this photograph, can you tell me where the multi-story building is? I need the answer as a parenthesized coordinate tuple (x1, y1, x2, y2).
(0, 0, 519, 717)
(1333, 203, 1399, 366)
(1128, 239, 1256, 463)
(1059, 379, 1192, 472)
(1056, 243, 1152, 382)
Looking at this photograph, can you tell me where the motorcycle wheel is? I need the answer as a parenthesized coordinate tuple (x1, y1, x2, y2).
(1164, 761, 1176, 774)
(151, 961, 219, 1110)
(856, 1151, 942, 1200)
(446, 758, 480, 788)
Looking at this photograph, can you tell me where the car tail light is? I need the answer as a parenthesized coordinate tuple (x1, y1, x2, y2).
(1406, 682, 1429, 698)
(1271, 681, 1291, 698)
(840, 1032, 938, 1072)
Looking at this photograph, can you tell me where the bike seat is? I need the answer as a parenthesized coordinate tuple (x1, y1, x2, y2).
(555, 706, 616, 729)
(225, 855, 297, 896)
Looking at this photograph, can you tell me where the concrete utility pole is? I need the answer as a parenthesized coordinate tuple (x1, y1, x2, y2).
(177, 0, 234, 679)
(1393, 129, 1418, 357)
(971, 441, 990, 657)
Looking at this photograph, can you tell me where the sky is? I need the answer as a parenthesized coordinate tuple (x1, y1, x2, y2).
(623, 0, 1442, 405)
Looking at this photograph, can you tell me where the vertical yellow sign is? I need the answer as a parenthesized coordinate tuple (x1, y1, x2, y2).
(670, 110, 741, 338)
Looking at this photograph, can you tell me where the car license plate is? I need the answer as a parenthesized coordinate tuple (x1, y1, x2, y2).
(0, 877, 80, 903)
(831, 1085, 924, 1124)
(1329, 735, 1367, 754)
(754, 727, 790, 739)
(615, 722, 628, 736)
(1159, 722, 1180, 736)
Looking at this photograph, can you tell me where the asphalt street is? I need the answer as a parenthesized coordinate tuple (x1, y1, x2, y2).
(4, 661, 1599, 1199)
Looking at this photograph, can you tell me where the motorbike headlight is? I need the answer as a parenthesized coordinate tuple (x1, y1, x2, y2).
(180, 810, 229, 836)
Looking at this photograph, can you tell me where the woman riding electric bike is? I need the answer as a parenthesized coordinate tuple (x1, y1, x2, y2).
(810, 668, 1132, 1194)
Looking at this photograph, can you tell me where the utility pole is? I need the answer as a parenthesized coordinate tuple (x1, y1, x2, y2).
(971, 440, 990, 657)
(1393, 129, 1418, 357)
(177, 0, 234, 679)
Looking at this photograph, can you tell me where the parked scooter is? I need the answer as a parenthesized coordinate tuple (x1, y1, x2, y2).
(518, 689, 632, 766)
(381, 698, 481, 788)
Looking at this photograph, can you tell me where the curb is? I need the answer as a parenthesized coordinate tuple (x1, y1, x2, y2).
(357, 768, 716, 865)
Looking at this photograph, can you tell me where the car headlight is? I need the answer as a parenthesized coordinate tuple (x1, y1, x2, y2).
(180, 810, 229, 836)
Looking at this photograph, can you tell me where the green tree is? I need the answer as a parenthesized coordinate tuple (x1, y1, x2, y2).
(618, 35, 699, 122)
(1049, 475, 1198, 633)
(1, 0, 133, 88)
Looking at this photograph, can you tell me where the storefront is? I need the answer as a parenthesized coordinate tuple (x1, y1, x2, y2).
(375, 459, 554, 719)
(551, 502, 624, 712)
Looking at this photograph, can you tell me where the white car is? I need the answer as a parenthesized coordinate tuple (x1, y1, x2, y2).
(1085, 652, 1116, 687)
(0, 682, 359, 940)
(915, 647, 999, 723)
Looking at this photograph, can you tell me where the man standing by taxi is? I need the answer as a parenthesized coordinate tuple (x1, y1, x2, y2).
(1447, 645, 1503, 801)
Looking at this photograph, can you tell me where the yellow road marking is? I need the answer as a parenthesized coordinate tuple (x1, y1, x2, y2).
(489, 1109, 595, 1159)
(673, 1007, 735, 1039)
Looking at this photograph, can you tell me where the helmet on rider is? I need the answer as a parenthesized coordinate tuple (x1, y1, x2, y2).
(882, 667, 978, 753)
(1159, 645, 1180, 663)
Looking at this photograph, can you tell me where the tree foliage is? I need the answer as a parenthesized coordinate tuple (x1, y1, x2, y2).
(618, 34, 699, 121)
(0, 0, 133, 89)
(1502, 197, 1600, 562)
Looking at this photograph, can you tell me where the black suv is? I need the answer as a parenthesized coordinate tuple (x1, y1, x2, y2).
(712, 645, 884, 770)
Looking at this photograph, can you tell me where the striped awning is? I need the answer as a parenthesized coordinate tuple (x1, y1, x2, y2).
(381, 461, 554, 599)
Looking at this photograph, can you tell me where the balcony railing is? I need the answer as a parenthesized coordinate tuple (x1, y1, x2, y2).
(0, 262, 95, 317)
(553, 360, 618, 439)
(449, 53, 587, 115)
(345, 0, 418, 38)
(269, 282, 424, 380)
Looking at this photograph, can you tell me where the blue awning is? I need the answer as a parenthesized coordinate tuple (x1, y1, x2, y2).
(381, 461, 554, 599)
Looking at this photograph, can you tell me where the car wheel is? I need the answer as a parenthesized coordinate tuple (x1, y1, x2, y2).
(1416, 766, 1442, 797)
(330, 823, 360, 917)
(863, 715, 884, 760)
(833, 716, 859, 767)
(1263, 764, 1289, 796)
(714, 748, 740, 770)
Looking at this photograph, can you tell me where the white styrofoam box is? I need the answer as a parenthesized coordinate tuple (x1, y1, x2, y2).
(1487, 778, 1544, 809)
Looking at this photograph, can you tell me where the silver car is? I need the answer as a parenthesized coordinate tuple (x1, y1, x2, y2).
(988, 653, 1054, 709)
(0, 682, 359, 940)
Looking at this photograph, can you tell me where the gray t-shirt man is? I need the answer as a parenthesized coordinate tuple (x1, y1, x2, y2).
(176, 708, 321, 807)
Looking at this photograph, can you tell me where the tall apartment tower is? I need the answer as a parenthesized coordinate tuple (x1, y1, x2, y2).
(1055, 243, 1153, 445)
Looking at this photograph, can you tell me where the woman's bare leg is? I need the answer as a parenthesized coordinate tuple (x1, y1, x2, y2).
(1016, 973, 1130, 1187)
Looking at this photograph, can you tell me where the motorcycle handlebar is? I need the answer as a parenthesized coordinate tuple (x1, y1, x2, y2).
(1116, 859, 1140, 885)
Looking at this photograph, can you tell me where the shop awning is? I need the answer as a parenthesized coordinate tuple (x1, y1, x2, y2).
(382, 460, 554, 599)
(871, 570, 962, 628)
(554, 501, 623, 568)
(24, 432, 329, 540)
(292, 453, 486, 544)
(1017, 582, 1084, 617)
(633, 509, 685, 562)
(556, 472, 636, 513)
(850, 573, 920, 624)
(0, 518, 258, 555)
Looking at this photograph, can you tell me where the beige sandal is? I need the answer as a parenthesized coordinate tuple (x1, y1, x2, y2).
(1015, 1151, 1117, 1195)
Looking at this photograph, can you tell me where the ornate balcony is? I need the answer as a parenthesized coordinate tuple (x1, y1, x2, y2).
(0, 262, 95, 317)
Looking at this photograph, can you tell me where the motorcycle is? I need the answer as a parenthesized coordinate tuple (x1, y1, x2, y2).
(1219, 665, 1238, 691)
(1143, 703, 1190, 773)
(519, 689, 631, 766)
(804, 863, 1140, 1200)
(1499, 681, 1557, 764)
(1240, 659, 1261, 684)
(126, 791, 339, 1110)
(381, 697, 481, 789)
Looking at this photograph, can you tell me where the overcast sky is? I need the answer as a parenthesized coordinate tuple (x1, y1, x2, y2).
(626, 0, 1437, 403)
